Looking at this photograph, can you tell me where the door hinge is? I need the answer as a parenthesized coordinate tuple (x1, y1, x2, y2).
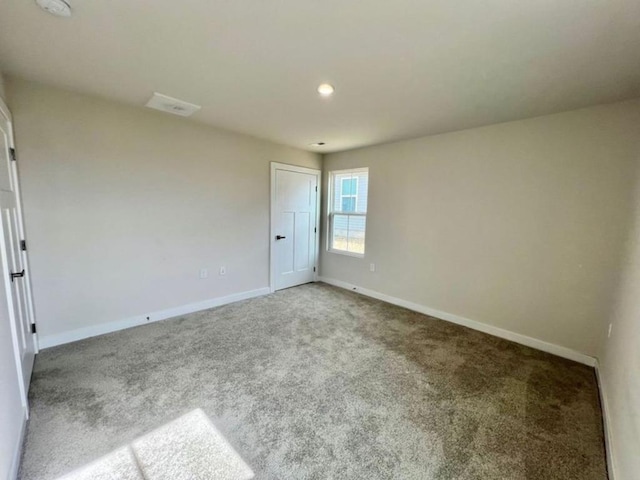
(313, 267, 316, 272)
(314, 227, 317, 233)
(31, 323, 37, 334)
(20, 240, 27, 251)
(315, 186, 318, 192)
(10, 148, 16, 161)
(10, 269, 25, 282)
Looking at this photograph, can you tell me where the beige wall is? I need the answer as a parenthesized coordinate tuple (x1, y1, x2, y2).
(0, 72, 6, 101)
(599, 160, 640, 480)
(6, 77, 320, 341)
(321, 99, 640, 357)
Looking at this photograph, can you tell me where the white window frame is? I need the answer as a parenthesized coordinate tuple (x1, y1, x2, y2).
(327, 167, 368, 257)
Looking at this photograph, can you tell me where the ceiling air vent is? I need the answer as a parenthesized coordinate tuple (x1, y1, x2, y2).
(145, 93, 201, 117)
(36, 0, 72, 17)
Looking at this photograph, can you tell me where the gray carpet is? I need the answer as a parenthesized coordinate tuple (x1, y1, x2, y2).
(19, 283, 607, 479)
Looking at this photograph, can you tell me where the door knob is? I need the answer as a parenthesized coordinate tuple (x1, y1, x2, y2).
(10, 269, 25, 282)
(276, 235, 286, 240)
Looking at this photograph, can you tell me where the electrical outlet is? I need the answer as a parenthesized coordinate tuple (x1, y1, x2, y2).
(370, 263, 376, 272)
(219, 266, 226, 276)
(199, 268, 208, 279)
(608, 323, 613, 338)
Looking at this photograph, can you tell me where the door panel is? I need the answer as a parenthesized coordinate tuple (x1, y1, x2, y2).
(294, 211, 310, 271)
(272, 166, 319, 291)
(279, 211, 295, 274)
(0, 105, 35, 410)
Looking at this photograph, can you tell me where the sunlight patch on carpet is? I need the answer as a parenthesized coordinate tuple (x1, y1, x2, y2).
(57, 409, 254, 480)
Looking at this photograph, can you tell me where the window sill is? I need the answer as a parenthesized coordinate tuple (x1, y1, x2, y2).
(327, 248, 365, 258)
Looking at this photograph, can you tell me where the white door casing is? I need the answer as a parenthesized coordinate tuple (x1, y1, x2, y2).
(0, 98, 36, 412)
(270, 163, 320, 291)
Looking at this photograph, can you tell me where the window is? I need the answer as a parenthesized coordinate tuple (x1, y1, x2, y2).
(341, 178, 358, 212)
(328, 168, 368, 256)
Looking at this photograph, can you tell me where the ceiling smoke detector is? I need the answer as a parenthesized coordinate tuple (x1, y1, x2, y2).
(145, 93, 201, 117)
(36, 0, 72, 17)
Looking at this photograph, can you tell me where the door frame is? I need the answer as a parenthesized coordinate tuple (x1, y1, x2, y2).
(0, 96, 38, 412)
(269, 162, 321, 293)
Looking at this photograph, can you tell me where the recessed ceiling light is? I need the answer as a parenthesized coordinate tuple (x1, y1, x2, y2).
(310, 142, 326, 147)
(317, 84, 335, 97)
(36, 0, 72, 17)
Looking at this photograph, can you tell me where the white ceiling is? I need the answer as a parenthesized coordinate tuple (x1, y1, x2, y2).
(1, 0, 639, 153)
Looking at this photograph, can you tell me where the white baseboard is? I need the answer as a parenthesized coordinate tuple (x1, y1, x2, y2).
(38, 287, 271, 349)
(594, 362, 616, 480)
(9, 407, 27, 480)
(318, 276, 596, 367)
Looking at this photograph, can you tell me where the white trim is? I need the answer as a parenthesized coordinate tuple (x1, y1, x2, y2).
(38, 287, 271, 349)
(0, 96, 12, 124)
(326, 245, 365, 258)
(328, 167, 369, 175)
(594, 361, 616, 480)
(269, 162, 321, 293)
(318, 276, 596, 366)
(9, 407, 27, 480)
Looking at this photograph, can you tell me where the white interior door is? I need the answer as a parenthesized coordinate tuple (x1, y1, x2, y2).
(271, 163, 320, 291)
(0, 100, 35, 410)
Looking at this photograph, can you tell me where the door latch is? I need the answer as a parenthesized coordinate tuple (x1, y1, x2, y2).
(10, 269, 25, 282)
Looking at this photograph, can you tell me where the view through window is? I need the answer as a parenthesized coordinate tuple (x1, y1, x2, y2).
(328, 168, 368, 255)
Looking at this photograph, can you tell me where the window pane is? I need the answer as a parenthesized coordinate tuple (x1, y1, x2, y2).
(347, 215, 366, 254)
(334, 173, 367, 213)
(341, 178, 357, 196)
(354, 173, 368, 213)
(331, 214, 366, 255)
(332, 214, 350, 251)
(341, 197, 355, 212)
